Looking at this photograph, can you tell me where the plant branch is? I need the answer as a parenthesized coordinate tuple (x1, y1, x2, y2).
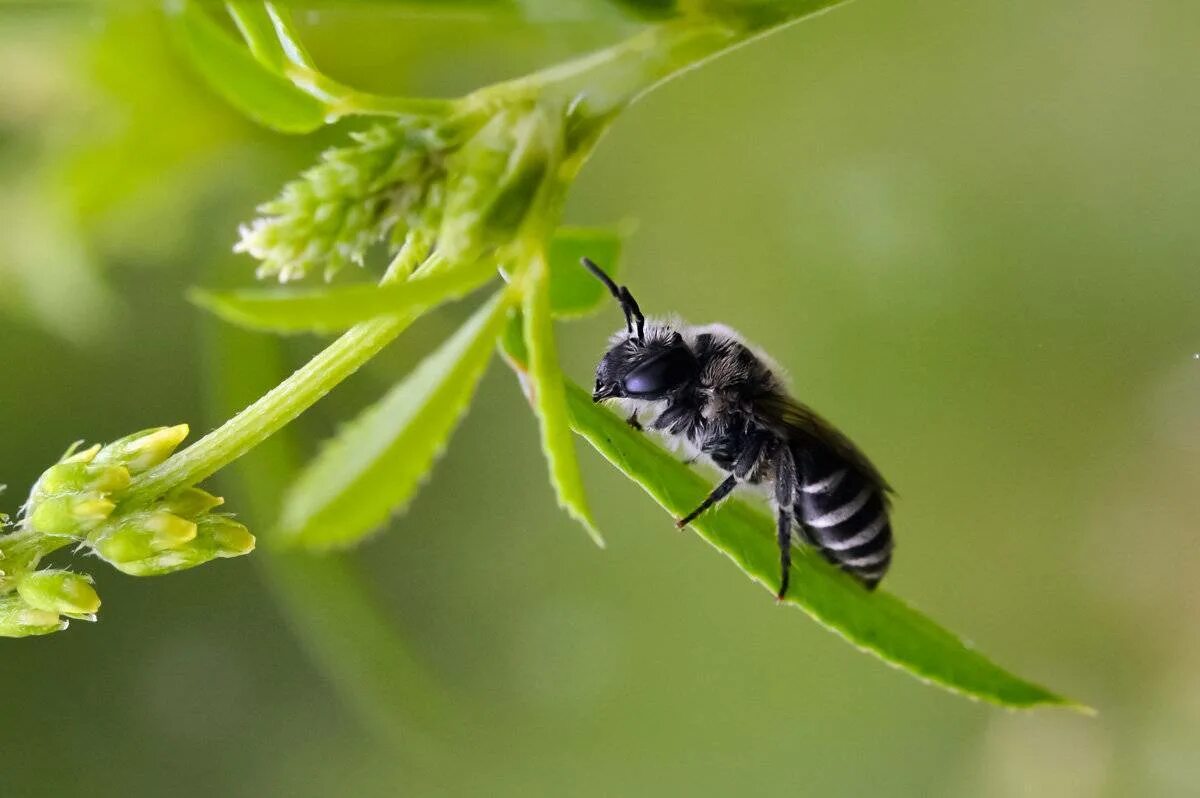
(468, 0, 848, 121)
(123, 232, 434, 506)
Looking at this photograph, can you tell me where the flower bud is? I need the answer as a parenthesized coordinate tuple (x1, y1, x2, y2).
(0, 594, 67, 637)
(200, 516, 256, 557)
(91, 515, 255, 577)
(33, 462, 130, 498)
(92, 425, 189, 474)
(91, 511, 198, 565)
(17, 570, 101, 617)
(61, 442, 101, 465)
(29, 492, 116, 536)
(162, 487, 224, 519)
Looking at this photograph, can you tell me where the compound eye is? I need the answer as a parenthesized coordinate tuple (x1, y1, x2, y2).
(623, 348, 695, 396)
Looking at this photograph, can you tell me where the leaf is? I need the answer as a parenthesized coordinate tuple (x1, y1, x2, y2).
(261, 3, 321, 70)
(559, 380, 1090, 710)
(189, 259, 500, 334)
(523, 255, 604, 546)
(225, 1, 292, 73)
(225, 2, 317, 74)
(278, 289, 514, 550)
(166, 0, 328, 133)
(546, 225, 626, 318)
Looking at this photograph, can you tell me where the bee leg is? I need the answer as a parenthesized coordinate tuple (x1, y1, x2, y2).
(675, 475, 737, 528)
(776, 508, 793, 601)
(625, 412, 642, 432)
(675, 435, 771, 528)
(774, 444, 799, 601)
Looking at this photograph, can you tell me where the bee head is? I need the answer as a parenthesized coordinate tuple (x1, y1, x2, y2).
(582, 258, 698, 402)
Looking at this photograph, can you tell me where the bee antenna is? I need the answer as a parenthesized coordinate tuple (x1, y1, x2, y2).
(581, 257, 645, 342)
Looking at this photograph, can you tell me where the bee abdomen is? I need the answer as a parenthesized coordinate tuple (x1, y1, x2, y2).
(794, 461, 893, 589)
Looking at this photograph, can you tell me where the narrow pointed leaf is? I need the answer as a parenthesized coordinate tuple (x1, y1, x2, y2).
(559, 380, 1089, 711)
(225, 2, 293, 73)
(278, 290, 514, 549)
(261, 2, 320, 71)
(167, 0, 328, 133)
(190, 259, 500, 334)
(547, 226, 625, 318)
(524, 255, 603, 546)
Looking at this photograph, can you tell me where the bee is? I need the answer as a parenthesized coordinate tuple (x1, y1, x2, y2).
(583, 258, 894, 599)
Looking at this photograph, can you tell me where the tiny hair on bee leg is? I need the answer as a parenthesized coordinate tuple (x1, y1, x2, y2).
(776, 510, 793, 601)
(774, 446, 799, 600)
(676, 474, 737, 528)
(581, 257, 645, 342)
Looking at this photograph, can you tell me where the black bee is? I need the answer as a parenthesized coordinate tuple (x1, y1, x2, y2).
(583, 258, 894, 599)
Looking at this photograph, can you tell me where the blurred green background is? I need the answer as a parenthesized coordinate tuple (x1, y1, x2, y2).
(2, 2, 1198, 796)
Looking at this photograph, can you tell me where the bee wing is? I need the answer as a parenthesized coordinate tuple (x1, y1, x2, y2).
(750, 393, 894, 494)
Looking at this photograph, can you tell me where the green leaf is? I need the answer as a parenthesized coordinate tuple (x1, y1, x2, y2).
(225, 2, 291, 73)
(547, 225, 626, 318)
(189, 259, 500, 334)
(523, 255, 604, 546)
(167, 0, 328, 133)
(278, 289, 514, 550)
(225, 2, 317, 73)
(261, 3, 321, 70)
(560, 380, 1090, 710)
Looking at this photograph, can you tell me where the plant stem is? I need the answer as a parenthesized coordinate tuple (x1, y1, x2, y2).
(468, 0, 847, 120)
(123, 232, 432, 506)
(290, 66, 457, 122)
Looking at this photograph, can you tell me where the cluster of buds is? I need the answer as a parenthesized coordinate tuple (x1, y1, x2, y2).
(0, 425, 254, 637)
(235, 123, 450, 281)
(236, 100, 568, 283)
(0, 570, 99, 637)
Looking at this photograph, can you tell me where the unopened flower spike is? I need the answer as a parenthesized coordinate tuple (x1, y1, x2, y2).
(0, 424, 255, 637)
(17, 570, 101, 620)
(235, 122, 451, 281)
(91, 424, 190, 474)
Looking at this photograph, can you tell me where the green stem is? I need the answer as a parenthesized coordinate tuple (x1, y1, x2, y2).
(123, 232, 433, 506)
(467, 0, 847, 120)
(227, 0, 456, 123)
(288, 65, 458, 122)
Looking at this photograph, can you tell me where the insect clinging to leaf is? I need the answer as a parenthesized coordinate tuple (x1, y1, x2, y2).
(583, 257, 894, 599)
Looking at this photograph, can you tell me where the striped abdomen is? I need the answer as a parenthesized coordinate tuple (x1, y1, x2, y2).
(793, 443, 893, 588)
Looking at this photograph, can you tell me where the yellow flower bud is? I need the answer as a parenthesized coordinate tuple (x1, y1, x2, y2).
(202, 517, 256, 556)
(91, 511, 197, 565)
(145, 512, 199, 549)
(0, 594, 67, 637)
(92, 424, 189, 474)
(60, 443, 101, 465)
(17, 570, 101, 617)
(34, 462, 130, 497)
(29, 492, 116, 536)
(163, 487, 225, 518)
(90, 515, 255, 577)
